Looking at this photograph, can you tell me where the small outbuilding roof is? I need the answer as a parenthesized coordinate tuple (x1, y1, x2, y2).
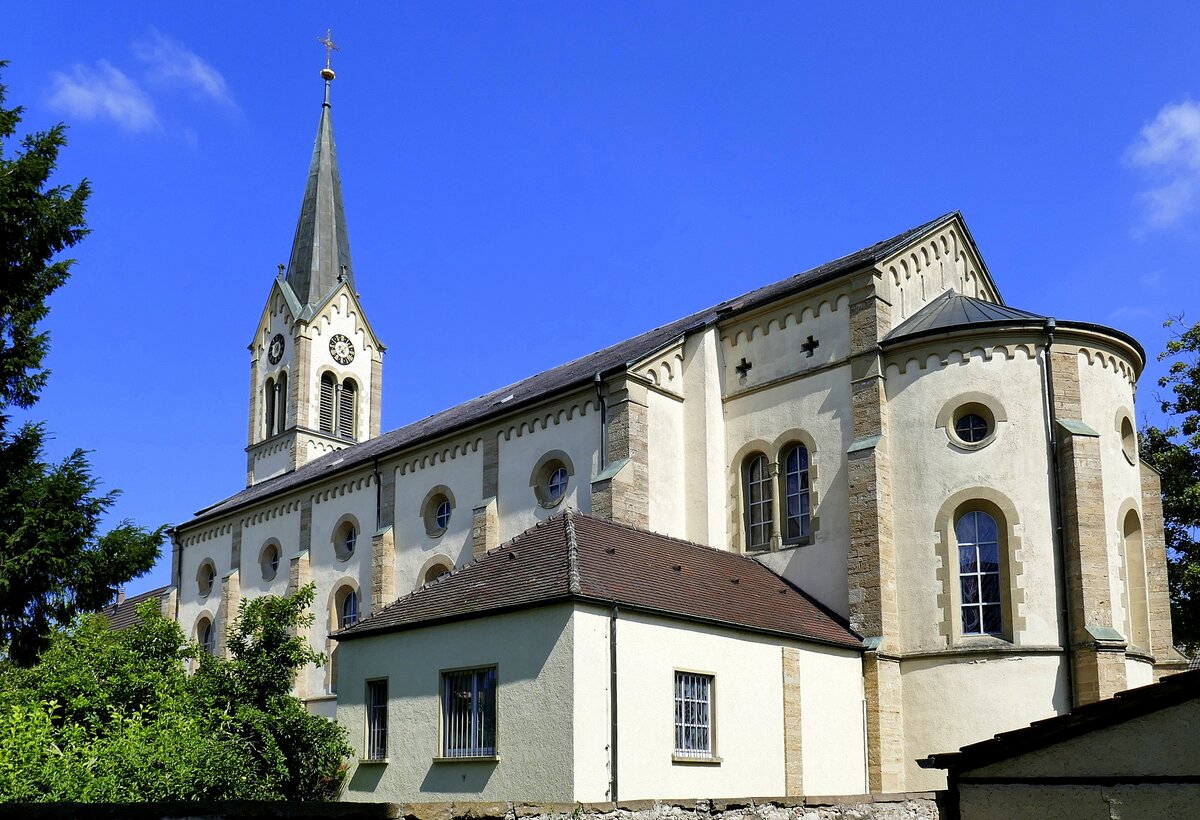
(334, 510, 862, 650)
(919, 668, 1200, 773)
(99, 585, 171, 631)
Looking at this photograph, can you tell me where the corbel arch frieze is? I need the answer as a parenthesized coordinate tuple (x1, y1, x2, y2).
(498, 397, 598, 442)
(723, 293, 849, 349)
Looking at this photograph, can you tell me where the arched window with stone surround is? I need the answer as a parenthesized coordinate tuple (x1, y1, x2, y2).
(338, 378, 357, 441)
(955, 510, 1002, 636)
(264, 377, 277, 437)
(1122, 509, 1150, 651)
(319, 372, 336, 434)
(780, 443, 810, 545)
(743, 453, 773, 551)
(275, 370, 288, 434)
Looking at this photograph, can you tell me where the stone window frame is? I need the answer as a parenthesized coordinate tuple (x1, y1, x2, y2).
(933, 488, 1027, 646)
(417, 554, 455, 588)
(1117, 499, 1151, 653)
(672, 668, 720, 765)
(196, 558, 217, 599)
(421, 485, 456, 538)
(530, 450, 574, 509)
(1115, 407, 1138, 466)
(331, 513, 362, 562)
(729, 431, 821, 553)
(936, 392, 1008, 452)
(742, 451, 774, 551)
(259, 538, 282, 581)
(194, 610, 216, 656)
(327, 578, 363, 694)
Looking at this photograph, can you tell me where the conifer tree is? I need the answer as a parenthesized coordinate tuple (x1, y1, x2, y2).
(0, 64, 163, 665)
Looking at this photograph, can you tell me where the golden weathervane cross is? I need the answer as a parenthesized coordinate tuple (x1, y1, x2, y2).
(318, 29, 340, 74)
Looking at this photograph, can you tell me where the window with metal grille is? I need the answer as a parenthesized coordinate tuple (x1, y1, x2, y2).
(956, 510, 1002, 635)
(782, 444, 810, 543)
(441, 667, 497, 758)
(319, 373, 336, 433)
(743, 454, 773, 550)
(674, 671, 713, 758)
(339, 379, 357, 440)
(366, 679, 388, 760)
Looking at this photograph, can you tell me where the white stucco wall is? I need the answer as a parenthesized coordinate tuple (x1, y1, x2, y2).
(647, 390, 687, 539)
(797, 643, 869, 794)
(496, 396, 600, 540)
(901, 652, 1068, 790)
(339, 605, 576, 803)
(176, 527, 232, 642)
(605, 609, 866, 800)
(391, 441, 483, 591)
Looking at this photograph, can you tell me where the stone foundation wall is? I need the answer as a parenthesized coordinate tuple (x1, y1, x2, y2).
(5, 795, 945, 820)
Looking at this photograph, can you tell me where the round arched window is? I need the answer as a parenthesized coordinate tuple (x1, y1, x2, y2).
(422, 489, 455, 537)
(197, 560, 217, 597)
(260, 542, 281, 581)
(1120, 416, 1138, 465)
(532, 454, 573, 508)
(198, 618, 216, 655)
(339, 588, 359, 629)
(954, 413, 990, 443)
(334, 521, 358, 562)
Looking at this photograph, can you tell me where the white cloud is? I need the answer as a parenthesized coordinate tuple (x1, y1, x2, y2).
(1127, 99, 1200, 230)
(134, 29, 236, 110)
(47, 61, 158, 132)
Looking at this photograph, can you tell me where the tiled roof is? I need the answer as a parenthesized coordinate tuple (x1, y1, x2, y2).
(335, 510, 862, 650)
(99, 585, 171, 631)
(919, 668, 1200, 773)
(185, 212, 966, 527)
(882, 290, 1046, 344)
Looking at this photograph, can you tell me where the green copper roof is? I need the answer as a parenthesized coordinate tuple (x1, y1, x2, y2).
(284, 79, 354, 307)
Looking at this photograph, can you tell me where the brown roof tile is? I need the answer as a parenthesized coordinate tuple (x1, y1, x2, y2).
(99, 585, 171, 631)
(336, 511, 860, 650)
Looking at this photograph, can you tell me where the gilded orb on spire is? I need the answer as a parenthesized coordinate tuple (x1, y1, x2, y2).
(318, 29, 339, 81)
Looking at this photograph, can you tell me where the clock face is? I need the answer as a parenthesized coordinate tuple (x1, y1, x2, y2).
(267, 334, 285, 365)
(329, 333, 355, 365)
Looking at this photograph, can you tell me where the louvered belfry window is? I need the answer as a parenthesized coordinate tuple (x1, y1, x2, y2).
(674, 671, 714, 758)
(264, 377, 276, 437)
(319, 373, 336, 434)
(338, 379, 357, 441)
(366, 679, 388, 760)
(442, 667, 497, 758)
(276, 371, 288, 433)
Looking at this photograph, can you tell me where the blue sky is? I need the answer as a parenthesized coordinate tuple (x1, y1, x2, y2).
(6, 4, 1200, 596)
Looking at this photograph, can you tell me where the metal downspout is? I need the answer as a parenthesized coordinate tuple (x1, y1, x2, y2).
(1042, 318, 1075, 707)
(609, 603, 619, 802)
(595, 372, 608, 470)
(372, 457, 382, 530)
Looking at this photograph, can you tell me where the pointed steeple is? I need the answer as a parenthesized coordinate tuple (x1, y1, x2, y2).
(285, 54, 353, 307)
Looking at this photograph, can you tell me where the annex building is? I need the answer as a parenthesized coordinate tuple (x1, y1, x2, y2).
(165, 68, 1188, 802)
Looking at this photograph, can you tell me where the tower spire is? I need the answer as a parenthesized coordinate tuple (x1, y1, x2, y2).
(284, 31, 353, 307)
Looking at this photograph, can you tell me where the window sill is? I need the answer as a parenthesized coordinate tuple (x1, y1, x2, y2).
(433, 755, 499, 763)
(358, 757, 389, 765)
(672, 754, 722, 765)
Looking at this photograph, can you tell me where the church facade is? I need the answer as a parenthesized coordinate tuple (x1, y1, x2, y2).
(168, 71, 1186, 797)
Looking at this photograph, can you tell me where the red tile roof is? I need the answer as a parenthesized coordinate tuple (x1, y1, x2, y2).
(336, 511, 861, 650)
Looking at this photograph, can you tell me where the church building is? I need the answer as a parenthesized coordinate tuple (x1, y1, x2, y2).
(167, 65, 1187, 801)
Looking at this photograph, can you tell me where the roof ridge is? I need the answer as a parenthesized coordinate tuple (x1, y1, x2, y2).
(564, 509, 581, 595)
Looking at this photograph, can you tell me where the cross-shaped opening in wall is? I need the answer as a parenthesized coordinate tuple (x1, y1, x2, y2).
(801, 336, 820, 357)
(735, 357, 753, 377)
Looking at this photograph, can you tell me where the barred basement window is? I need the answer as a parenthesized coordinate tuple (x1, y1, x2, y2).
(319, 373, 336, 434)
(339, 378, 357, 441)
(674, 671, 714, 759)
(366, 679, 388, 760)
(442, 666, 497, 758)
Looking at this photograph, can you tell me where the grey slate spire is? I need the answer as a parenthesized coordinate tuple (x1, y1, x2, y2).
(285, 68, 353, 307)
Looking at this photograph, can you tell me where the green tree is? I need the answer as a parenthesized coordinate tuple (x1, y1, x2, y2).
(1140, 316, 1200, 655)
(0, 585, 351, 801)
(0, 63, 163, 665)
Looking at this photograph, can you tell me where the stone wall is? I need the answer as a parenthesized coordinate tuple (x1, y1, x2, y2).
(3, 796, 943, 820)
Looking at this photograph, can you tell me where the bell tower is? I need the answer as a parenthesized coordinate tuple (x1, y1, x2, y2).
(245, 36, 385, 486)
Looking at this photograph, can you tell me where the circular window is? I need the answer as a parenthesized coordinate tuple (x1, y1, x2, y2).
(197, 560, 217, 598)
(422, 489, 455, 537)
(955, 413, 990, 443)
(260, 542, 280, 581)
(334, 521, 358, 562)
(535, 461, 571, 507)
(946, 401, 999, 450)
(1120, 416, 1138, 465)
